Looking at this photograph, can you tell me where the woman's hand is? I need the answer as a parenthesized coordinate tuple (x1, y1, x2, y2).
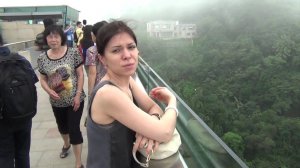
(133, 133, 160, 155)
(48, 89, 60, 100)
(73, 94, 81, 111)
(149, 87, 176, 105)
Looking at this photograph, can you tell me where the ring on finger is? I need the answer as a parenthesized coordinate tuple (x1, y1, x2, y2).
(143, 143, 148, 148)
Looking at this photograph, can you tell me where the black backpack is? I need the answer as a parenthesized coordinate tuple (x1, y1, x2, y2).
(74, 31, 78, 43)
(0, 53, 38, 120)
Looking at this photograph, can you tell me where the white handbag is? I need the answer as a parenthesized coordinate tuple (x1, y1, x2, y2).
(132, 129, 181, 167)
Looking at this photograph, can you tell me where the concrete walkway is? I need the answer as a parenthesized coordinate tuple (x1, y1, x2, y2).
(30, 71, 88, 168)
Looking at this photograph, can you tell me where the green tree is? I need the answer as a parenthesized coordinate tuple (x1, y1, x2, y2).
(223, 132, 244, 156)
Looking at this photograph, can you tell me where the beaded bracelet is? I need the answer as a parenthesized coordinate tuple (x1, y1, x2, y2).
(165, 106, 179, 117)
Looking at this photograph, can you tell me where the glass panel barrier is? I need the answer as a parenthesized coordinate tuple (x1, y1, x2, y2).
(137, 57, 248, 168)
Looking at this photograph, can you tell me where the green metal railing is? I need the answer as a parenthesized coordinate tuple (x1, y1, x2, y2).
(137, 57, 248, 168)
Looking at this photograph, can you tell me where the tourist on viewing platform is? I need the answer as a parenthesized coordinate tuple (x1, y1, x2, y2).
(79, 25, 94, 75)
(37, 25, 85, 168)
(64, 23, 75, 47)
(35, 18, 54, 51)
(85, 20, 108, 96)
(82, 19, 87, 31)
(0, 34, 38, 168)
(86, 20, 183, 168)
(75, 21, 83, 47)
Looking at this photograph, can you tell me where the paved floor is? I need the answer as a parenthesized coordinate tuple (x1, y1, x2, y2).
(30, 71, 89, 168)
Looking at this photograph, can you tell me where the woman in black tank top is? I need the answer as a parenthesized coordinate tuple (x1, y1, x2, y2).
(86, 21, 182, 168)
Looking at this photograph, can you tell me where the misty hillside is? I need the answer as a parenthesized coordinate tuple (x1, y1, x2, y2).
(133, 0, 300, 167)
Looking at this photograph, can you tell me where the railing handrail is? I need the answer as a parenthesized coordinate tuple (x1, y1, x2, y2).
(138, 57, 248, 168)
(3, 39, 35, 47)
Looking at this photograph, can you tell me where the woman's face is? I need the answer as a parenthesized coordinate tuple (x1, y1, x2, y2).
(46, 32, 62, 49)
(101, 32, 139, 76)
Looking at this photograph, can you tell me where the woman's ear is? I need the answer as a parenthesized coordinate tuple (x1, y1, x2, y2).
(98, 54, 106, 66)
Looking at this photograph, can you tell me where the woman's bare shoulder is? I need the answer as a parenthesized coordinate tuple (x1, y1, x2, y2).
(94, 84, 128, 106)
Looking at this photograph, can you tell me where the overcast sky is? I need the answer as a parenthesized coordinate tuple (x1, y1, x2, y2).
(0, 0, 153, 24)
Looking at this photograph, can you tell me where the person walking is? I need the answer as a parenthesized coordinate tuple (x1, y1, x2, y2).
(35, 18, 54, 51)
(79, 25, 94, 75)
(85, 21, 108, 96)
(82, 19, 87, 31)
(64, 24, 75, 47)
(37, 25, 85, 168)
(75, 21, 83, 47)
(0, 34, 38, 168)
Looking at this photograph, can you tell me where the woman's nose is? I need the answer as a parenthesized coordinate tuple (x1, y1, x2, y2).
(122, 48, 131, 59)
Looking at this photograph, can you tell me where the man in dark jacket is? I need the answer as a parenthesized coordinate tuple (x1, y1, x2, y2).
(35, 18, 54, 51)
(0, 34, 38, 168)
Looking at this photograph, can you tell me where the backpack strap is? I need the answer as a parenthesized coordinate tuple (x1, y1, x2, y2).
(0, 91, 3, 119)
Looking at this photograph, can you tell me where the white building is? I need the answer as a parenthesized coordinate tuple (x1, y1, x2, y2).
(146, 20, 197, 40)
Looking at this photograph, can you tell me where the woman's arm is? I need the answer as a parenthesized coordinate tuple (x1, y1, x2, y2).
(73, 65, 84, 111)
(88, 65, 97, 95)
(92, 85, 177, 142)
(129, 77, 164, 152)
(129, 77, 164, 116)
(86, 47, 98, 95)
(75, 64, 84, 94)
(39, 74, 60, 100)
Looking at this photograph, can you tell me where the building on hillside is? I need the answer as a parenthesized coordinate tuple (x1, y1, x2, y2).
(146, 20, 197, 40)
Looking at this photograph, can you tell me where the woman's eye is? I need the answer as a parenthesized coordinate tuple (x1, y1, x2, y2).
(112, 49, 120, 53)
(128, 45, 136, 50)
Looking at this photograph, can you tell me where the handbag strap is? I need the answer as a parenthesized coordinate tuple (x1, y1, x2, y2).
(132, 145, 153, 167)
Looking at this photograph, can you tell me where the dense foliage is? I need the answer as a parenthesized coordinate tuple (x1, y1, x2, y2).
(134, 0, 300, 167)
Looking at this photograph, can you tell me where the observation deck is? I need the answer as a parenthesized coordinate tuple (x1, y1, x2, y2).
(3, 40, 248, 168)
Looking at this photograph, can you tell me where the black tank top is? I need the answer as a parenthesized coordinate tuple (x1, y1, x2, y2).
(86, 81, 139, 168)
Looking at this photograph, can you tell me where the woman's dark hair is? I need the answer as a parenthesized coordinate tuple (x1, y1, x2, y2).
(43, 25, 66, 46)
(96, 20, 137, 56)
(92, 21, 108, 36)
(43, 18, 54, 28)
(80, 25, 94, 49)
(76, 21, 81, 26)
